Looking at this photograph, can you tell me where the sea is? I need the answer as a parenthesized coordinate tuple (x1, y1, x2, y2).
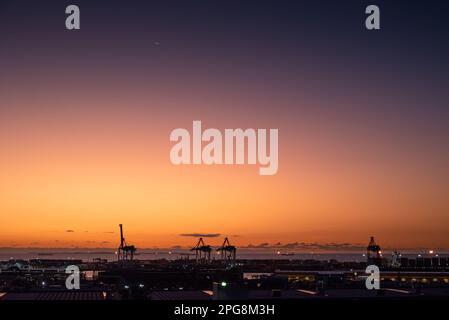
(1, 248, 445, 263)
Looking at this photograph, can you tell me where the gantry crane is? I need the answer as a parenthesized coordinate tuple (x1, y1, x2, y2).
(366, 236, 382, 266)
(191, 237, 211, 263)
(217, 237, 236, 262)
(117, 224, 136, 265)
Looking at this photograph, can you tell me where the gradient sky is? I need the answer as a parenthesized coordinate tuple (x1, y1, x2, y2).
(1, 0, 448, 250)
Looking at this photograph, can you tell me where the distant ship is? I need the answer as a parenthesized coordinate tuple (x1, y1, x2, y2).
(37, 253, 54, 256)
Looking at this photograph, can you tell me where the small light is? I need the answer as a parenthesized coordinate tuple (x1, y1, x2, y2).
(124, 285, 129, 289)
(429, 250, 434, 255)
(221, 281, 227, 287)
(139, 284, 144, 288)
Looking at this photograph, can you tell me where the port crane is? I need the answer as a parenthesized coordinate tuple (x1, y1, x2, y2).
(191, 237, 211, 263)
(217, 237, 236, 262)
(117, 224, 136, 265)
(366, 236, 382, 265)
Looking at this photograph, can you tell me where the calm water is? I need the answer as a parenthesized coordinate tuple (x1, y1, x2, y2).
(1, 248, 444, 263)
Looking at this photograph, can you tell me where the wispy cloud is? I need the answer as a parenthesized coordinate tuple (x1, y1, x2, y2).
(180, 233, 221, 238)
(244, 242, 365, 251)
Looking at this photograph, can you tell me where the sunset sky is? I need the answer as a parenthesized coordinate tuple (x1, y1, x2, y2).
(1, 0, 448, 250)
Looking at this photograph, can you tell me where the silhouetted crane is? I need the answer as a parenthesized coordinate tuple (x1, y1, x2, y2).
(191, 237, 211, 263)
(217, 237, 236, 262)
(366, 236, 382, 266)
(117, 224, 136, 265)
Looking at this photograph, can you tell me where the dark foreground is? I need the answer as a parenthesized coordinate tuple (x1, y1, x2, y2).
(1, 298, 448, 320)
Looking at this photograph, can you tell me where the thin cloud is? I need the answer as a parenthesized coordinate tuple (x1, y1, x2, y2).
(243, 242, 365, 250)
(180, 233, 221, 238)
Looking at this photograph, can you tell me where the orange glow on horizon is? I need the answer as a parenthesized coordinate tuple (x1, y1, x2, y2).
(1, 87, 449, 250)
